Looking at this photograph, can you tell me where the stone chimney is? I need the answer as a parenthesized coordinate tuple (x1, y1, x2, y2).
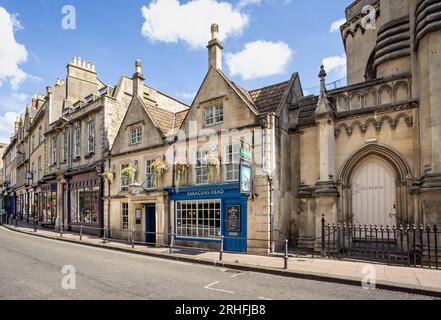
(207, 23, 223, 70)
(133, 59, 145, 97)
(66, 56, 99, 102)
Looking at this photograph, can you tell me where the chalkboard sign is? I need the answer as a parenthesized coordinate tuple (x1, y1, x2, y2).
(226, 205, 241, 232)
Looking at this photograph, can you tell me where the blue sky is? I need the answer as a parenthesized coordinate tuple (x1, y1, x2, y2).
(0, 0, 353, 143)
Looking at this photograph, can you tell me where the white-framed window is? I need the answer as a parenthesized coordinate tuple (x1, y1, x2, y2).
(121, 203, 129, 230)
(38, 126, 42, 144)
(176, 200, 221, 239)
(87, 121, 95, 154)
(195, 149, 209, 184)
(61, 133, 67, 162)
(145, 160, 156, 190)
(31, 135, 35, 151)
(74, 126, 81, 158)
(51, 136, 57, 165)
(120, 164, 129, 191)
(204, 104, 223, 126)
(37, 156, 41, 181)
(224, 144, 240, 182)
(73, 127, 80, 157)
(130, 127, 142, 145)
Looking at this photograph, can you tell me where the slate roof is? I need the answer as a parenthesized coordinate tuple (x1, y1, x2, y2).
(143, 101, 188, 136)
(248, 81, 291, 113)
(229, 80, 292, 114)
(295, 95, 319, 127)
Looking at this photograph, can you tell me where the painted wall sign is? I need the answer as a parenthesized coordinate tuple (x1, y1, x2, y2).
(226, 205, 241, 232)
(186, 189, 225, 197)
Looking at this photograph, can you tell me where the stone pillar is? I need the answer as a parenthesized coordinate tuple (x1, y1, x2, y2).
(414, 0, 441, 225)
(313, 66, 339, 250)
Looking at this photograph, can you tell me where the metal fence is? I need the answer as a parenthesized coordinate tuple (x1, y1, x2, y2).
(321, 215, 440, 269)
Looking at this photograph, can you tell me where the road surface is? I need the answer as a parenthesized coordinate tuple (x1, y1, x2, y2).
(0, 226, 434, 300)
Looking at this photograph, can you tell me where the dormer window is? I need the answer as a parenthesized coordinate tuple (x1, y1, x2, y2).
(204, 104, 223, 126)
(130, 127, 142, 145)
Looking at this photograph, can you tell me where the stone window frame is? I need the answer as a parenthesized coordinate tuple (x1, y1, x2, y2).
(204, 104, 224, 127)
(73, 125, 81, 159)
(87, 120, 95, 155)
(224, 143, 240, 182)
(144, 159, 156, 190)
(194, 148, 209, 185)
(120, 163, 129, 192)
(121, 202, 129, 230)
(129, 126, 143, 145)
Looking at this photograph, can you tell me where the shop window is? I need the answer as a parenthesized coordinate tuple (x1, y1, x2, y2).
(195, 149, 209, 184)
(176, 200, 221, 239)
(121, 203, 129, 230)
(70, 186, 100, 224)
(130, 127, 142, 145)
(224, 144, 240, 182)
(204, 104, 223, 126)
(145, 160, 155, 190)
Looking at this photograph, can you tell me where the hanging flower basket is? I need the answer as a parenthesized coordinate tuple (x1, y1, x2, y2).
(204, 151, 221, 183)
(176, 163, 190, 187)
(101, 168, 114, 184)
(151, 159, 168, 184)
(122, 164, 137, 183)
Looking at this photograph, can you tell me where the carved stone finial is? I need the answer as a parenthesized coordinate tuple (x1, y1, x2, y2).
(135, 59, 142, 74)
(211, 23, 219, 40)
(319, 65, 327, 81)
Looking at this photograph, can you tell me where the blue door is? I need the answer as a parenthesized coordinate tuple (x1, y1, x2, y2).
(223, 197, 247, 253)
(145, 204, 156, 244)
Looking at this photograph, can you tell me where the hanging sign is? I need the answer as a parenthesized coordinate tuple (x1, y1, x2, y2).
(226, 205, 241, 232)
(240, 162, 252, 194)
(240, 148, 252, 162)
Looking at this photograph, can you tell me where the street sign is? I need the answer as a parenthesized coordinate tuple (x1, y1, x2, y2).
(25, 172, 33, 180)
(240, 148, 252, 161)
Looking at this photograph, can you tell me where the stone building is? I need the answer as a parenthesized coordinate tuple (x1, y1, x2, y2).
(105, 60, 189, 244)
(2, 0, 440, 257)
(291, 0, 441, 250)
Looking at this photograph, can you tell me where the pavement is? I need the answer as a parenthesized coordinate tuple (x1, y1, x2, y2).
(1, 222, 440, 299)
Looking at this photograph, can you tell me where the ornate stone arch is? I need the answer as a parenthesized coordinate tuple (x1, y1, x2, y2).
(337, 143, 413, 225)
(339, 143, 412, 185)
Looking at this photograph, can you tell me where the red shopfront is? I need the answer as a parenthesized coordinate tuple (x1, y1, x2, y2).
(68, 170, 103, 235)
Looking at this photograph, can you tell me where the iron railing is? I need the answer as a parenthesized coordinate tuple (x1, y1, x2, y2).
(321, 215, 440, 269)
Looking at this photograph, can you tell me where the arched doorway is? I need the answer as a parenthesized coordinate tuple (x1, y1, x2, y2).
(351, 156, 396, 226)
(339, 143, 412, 226)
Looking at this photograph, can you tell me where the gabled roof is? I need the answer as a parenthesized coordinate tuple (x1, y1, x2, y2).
(143, 102, 188, 136)
(216, 67, 298, 115)
(248, 80, 291, 113)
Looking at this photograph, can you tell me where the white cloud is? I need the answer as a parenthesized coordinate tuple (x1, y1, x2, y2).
(141, 0, 249, 49)
(0, 111, 19, 143)
(226, 40, 292, 80)
(330, 18, 346, 33)
(236, 0, 262, 9)
(322, 54, 347, 78)
(0, 7, 29, 90)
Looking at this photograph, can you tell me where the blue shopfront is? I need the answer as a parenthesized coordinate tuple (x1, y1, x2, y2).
(166, 183, 247, 253)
